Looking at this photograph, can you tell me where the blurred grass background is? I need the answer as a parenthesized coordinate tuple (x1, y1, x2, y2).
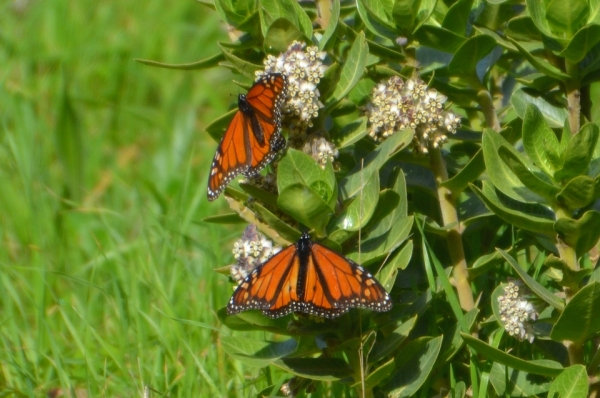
(0, 0, 252, 395)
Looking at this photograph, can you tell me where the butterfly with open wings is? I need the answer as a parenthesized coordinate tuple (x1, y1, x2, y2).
(207, 73, 288, 201)
(227, 232, 392, 319)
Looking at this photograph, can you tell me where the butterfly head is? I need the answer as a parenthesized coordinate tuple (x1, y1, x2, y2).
(238, 94, 253, 115)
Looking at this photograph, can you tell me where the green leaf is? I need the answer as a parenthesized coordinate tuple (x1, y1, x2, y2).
(498, 146, 560, 202)
(277, 149, 336, 206)
(546, 0, 589, 37)
(217, 308, 292, 334)
(482, 129, 546, 203)
(377, 240, 413, 291)
(489, 362, 552, 396)
(511, 88, 569, 129)
(448, 35, 497, 77)
(559, 24, 600, 62)
(551, 282, 600, 342)
(264, 18, 306, 53)
(507, 38, 570, 81)
(318, 0, 340, 51)
(442, 0, 474, 36)
(356, 0, 398, 40)
(414, 25, 466, 53)
(556, 176, 596, 210)
(214, 0, 257, 26)
(525, 0, 557, 37)
(347, 216, 413, 265)
(442, 149, 485, 193)
(556, 123, 600, 181)
(498, 249, 565, 310)
(340, 130, 413, 200)
(471, 182, 555, 236)
(329, 31, 369, 106)
(221, 336, 298, 367)
(331, 172, 380, 232)
(548, 365, 589, 398)
(369, 315, 417, 363)
(277, 184, 333, 235)
(522, 103, 561, 176)
(383, 336, 443, 397)
(218, 45, 262, 78)
(135, 53, 225, 70)
(239, 182, 278, 208)
(392, 0, 422, 34)
(258, 0, 312, 39)
(355, 358, 395, 390)
(252, 202, 302, 243)
(461, 333, 563, 376)
(202, 213, 245, 224)
(274, 357, 352, 381)
(555, 211, 600, 258)
(334, 116, 369, 149)
(506, 16, 542, 41)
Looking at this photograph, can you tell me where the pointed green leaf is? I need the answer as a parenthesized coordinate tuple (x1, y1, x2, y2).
(258, 0, 312, 39)
(522, 103, 561, 176)
(384, 336, 443, 397)
(555, 176, 595, 210)
(498, 249, 565, 310)
(369, 315, 417, 363)
(499, 146, 560, 202)
(462, 333, 563, 376)
(507, 38, 570, 81)
(414, 25, 466, 53)
(278, 149, 336, 204)
(554, 210, 600, 258)
(471, 182, 555, 236)
(331, 172, 380, 232)
(378, 241, 413, 291)
(548, 365, 589, 398)
(482, 129, 546, 203)
(551, 282, 600, 342)
(278, 184, 333, 235)
(546, 0, 589, 37)
(442, 0, 474, 36)
(318, 0, 340, 50)
(329, 31, 369, 106)
(559, 24, 600, 62)
(511, 88, 569, 129)
(274, 357, 352, 381)
(448, 35, 497, 76)
(264, 18, 306, 53)
(135, 53, 225, 70)
(356, 0, 398, 40)
(489, 362, 553, 396)
(442, 149, 485, 194)
(221, 336, 298, 367)
(556, 123, 600, 181)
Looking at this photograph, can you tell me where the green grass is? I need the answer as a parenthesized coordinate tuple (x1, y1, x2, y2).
(0, 1, 258, 396)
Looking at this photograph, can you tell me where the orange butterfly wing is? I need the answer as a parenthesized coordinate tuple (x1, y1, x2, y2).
(243, 73, 287, 176)
(227, 233, 392, 319)
(227, 244, 301, 318)
(207, 73, 287, 201)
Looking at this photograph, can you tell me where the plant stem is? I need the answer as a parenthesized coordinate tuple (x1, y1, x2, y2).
(566, 340, 584, 366)
(476, 88, 501, 132)
(430, 147, 474, 311)
(565, 61, 581, 135)
(588, 338, 600, 375)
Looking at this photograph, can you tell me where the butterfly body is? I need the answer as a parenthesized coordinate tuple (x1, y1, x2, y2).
(227, 232, 392, 319)
(207, 73, 288, 201)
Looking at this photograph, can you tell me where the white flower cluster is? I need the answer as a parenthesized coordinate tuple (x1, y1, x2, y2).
(257, 41, 328, 147)
(302, 133, 339, 169)
(230, 224, 281, 285)
(365, 76, 461, 154)
(497, 282, 538, 343)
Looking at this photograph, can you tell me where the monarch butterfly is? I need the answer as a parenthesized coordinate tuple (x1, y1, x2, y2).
(207, 73, 288, 201)
(227, 232, 392, 319)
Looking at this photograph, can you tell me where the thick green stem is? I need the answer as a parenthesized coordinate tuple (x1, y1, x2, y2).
(430, 147, 474, 311)
(565, 61, 581, 135)
(476, 88, 501, 132)
(566, 340, 585, 366)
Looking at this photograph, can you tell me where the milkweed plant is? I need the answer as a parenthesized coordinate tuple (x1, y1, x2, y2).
(143, 0, 600, 396)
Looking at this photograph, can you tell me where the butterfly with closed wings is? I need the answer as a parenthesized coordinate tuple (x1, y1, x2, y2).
(207, 73, 288, 201)
(227, 232, 392, 319)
